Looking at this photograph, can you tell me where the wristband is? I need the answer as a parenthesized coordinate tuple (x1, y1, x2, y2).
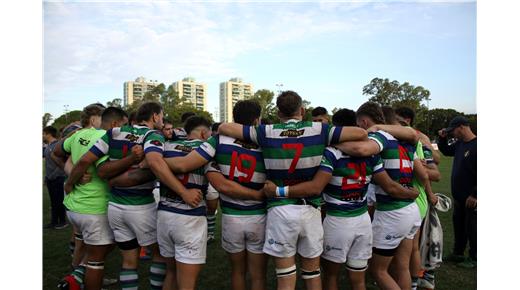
(275, 186, 289, 198)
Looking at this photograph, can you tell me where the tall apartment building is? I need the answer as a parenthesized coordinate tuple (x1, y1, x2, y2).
(172, 77, 207, 111)
(123, 77, 159, 106)
(219, 78, 254, 122)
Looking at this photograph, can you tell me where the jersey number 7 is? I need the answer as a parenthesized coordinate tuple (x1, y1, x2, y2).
(282, 143, 304, 173)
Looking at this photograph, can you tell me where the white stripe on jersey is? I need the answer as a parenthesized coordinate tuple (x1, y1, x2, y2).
(383, 159, 414, 170)
(323, 192, 367, 205)
(94, 138, 110, 155)
(160, 197, 206, 210)
(329, 175, 373, 187)
(264, 121, 324, 139)
(220, 193, 264, 207)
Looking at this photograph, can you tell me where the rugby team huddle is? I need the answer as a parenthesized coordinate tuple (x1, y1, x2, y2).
(47, 90, 443, 290)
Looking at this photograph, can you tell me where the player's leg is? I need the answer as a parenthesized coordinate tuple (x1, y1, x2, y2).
(175, 261, 203, 290)
(148, 243, 168, 290)
(370, 210, 400, 290)
(84, 244, 112, 290)
(163, 257, 177, 290)
(298, 206, 324, 290)
(321, 258, 341, 290)
(245, 214, 267, 290)
(369, 252, 400, 290)
(273, 256, 297, 290)
(345, 213, 372, 290)
(409, 228, 422, 290)
(229, 251, 247, 290)
(247, 252, 267, 290)
(389, 238, 413, 290)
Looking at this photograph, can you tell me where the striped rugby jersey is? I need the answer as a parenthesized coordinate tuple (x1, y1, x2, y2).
(319, 147, 384, 217)
(368, 130, 418, 211)
(196, 134, 267, 216)
(243, 119, 342, 208)
(173, 127, 187, 140)
(89, 124, 159, 206)
(159, 139, 209, 216)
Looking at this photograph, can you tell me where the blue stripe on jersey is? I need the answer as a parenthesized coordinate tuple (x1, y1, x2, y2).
(158, 203, 206, 216)
(325, 200, 367, 211)
(259, 134, 327, 148)
(145, 147, 163, 154)
(266, 167, 318, 182)
(195, 147, 212, 161)
(89, 145, 104, 158)
(319, 166, 333, 174)
(220, 199, 267, 211)
(324, 123, 341, 144)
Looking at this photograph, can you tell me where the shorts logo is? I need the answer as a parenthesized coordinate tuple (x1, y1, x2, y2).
(325, 245, 341, 251)
(385, 235, 392, 240)
(385, 234, 403, 240)
(268, 238, 275, 245)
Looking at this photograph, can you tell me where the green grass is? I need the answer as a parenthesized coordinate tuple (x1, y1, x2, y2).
(43, 155, 476, 289)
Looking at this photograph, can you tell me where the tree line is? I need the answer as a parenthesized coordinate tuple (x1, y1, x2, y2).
(44, 78, 476, 139)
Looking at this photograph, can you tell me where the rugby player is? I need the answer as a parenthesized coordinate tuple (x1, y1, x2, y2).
(218, 91, 367, 290)
(335, 102, 434, 290)
(163, 100, 268, 290)
(65, 102, 200, 290)
(311, 107, 329, 124)
(262, 108, 418, 290)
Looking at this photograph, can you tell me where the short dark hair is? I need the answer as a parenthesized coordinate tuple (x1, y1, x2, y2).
(276, 90, 302, 117)
(211, 122, 221, 132)
(184, 116, 211, 135)
(102, 107, 128, 124)
(233, 100, 261, 126)
(136, 101, 163, 123)
(332, 109, 357, 126)
(382, 106, 397, 125)
(312, 106, 328, 117)
(395, 106, 416, 126)
(356, 102, 385, 125)
(80, 104, 105, 127)
(163, 118, 173, 126)
(128, 111, 137, 124)
(43, 126, 58, 138)
(181, 112, 196, 123)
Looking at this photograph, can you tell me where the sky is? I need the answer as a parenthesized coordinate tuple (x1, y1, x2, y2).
(43, 0, 476, 122)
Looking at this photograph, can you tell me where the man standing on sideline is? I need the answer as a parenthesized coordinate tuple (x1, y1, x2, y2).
(43, 126, 68, 229)
(438, 116, 477, 269)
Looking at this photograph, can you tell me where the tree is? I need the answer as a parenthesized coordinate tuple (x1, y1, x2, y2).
(51, 110, 82, 131)
(43, 113, 52, 127)
(106, 98, 123, 108)
(362, 78, 430, 112)
(248, 89, 279, 123)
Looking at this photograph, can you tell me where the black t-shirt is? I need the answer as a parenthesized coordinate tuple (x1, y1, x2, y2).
(438, 136, 477, 201)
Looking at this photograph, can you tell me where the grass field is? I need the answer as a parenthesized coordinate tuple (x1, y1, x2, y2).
(43, 155, 477, 289)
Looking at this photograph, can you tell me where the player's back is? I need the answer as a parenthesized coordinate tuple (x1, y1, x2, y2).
(321, 146, 383, 217)
(159, 139, 208, 216)
(368, 130, 416, 211)
(254, 120, 333, 208)
(209, 134, 266, 215)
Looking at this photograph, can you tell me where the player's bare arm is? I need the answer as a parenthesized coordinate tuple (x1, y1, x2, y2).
(146, 151, 202, 207)
(337, 126, 368, 142)
(164, 150, 209, 174)
(263, 170, 332, 199)
(413, 158, 438, 205)
(334, 139, 380, 157)
(217, 123, 245, 140)
(64, 156, 91, 185)
(64, 151, 100, 193)
(368, 124, 419, 144)
(97, 145, 144, 180)
(372, 170, 419, 200)
(108, 168, 156, 188)
(206, 171, 264, 201)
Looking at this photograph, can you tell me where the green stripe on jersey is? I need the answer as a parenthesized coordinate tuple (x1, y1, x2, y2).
(376, 200, 413, 211)
(109, 194, 155, 205)
(272, 121, 314, 130)
(326, 206, 367, 217)
(380, 148, 415, 160)
(262, 144, 325, 159)
(221, 207, 266, 216)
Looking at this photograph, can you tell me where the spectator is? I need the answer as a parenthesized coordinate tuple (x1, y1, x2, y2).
(438, 116, 477, 268)
(42, 126, 68, 229)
